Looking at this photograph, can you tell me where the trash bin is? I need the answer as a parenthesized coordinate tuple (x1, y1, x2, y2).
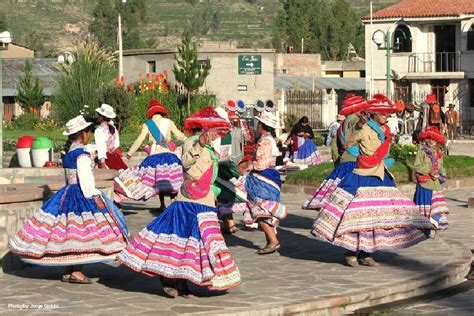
(31, 137, 54, 167)
(16, 136, 35, 168)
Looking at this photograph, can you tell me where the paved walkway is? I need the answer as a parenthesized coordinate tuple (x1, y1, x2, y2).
(0, 189, 473, 315)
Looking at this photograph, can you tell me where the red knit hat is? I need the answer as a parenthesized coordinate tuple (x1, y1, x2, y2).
(340, 94, 369, 116)
(367, 94, 398, 114)
(147, 99, 169, 118)
(183, 106, 231, 134)
(418, 126, 446, 145)
(426, 94, 437, 104)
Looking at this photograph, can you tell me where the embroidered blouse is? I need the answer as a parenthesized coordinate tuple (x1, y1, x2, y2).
(63, 143, 101, 198)
(127, 114, 187, 156)
(94, 122, 120, 162)
(253, 132, 278, 171)
(413, 146, 446, 191)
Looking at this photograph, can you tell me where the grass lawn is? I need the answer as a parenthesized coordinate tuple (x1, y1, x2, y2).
(285, 156, 474, 187)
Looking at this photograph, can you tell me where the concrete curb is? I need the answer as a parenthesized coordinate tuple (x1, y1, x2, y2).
(282, 175, 474, 196)
(200, 239, 472, 316)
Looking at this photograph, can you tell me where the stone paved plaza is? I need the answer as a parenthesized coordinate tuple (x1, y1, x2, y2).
(0, 188, 473, 315)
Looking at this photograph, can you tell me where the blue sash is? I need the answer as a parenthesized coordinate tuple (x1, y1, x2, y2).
(145, 119, 169, 149)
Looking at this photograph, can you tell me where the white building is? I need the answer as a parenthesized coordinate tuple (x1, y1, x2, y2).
(363, 0, 474, 131)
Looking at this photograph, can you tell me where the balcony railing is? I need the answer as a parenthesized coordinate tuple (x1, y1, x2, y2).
(408, 52, 462, 73)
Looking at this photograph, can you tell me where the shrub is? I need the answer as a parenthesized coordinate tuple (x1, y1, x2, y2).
(53, 39, 117, 123)
(12, 112, 39, 129)
(390, 143, 419, 163)
(98, 85, 132, 131)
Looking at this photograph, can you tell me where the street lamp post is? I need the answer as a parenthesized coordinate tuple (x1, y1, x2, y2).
(0, 31, 12, 169)
(372, 29, 399, 99)
(118, 0, 126, 79)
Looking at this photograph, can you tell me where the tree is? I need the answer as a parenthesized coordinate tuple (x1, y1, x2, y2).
(0, 11, 7, 31)
(173, 32, 211, 117)
(89, 0, 118, 49)
(53, 40, 117, 123)
(272, 0, 364, 60)
(89, 0, 148, 50)
(16, 60, 44, 113)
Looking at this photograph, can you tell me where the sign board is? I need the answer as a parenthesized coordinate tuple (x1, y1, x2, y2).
(238, 55, 262, 75)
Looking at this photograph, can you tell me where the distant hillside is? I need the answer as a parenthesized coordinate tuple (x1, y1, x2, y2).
(0, 0, 399, 55)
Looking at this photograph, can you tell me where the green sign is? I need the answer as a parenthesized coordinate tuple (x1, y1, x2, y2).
(238, 55, 262, 75)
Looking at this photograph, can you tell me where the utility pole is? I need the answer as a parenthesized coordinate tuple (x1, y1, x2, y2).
(118, 0, 126, 78)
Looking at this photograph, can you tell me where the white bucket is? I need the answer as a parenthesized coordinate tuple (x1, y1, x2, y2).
(32, 148, 53, 168)
(16, 148, 32, 168)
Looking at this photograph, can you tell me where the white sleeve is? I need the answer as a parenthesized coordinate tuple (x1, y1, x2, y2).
(94, 129, 107, 161)
(77, 154, 101, 198)
(114, 130, 120, 150)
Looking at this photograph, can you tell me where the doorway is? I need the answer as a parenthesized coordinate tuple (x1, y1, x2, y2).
(435, 25, 456, 72)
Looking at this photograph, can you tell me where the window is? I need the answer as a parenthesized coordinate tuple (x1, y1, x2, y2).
(393, 25, 412, 53)
(198, 59, 210, 70)
(431, 79, 450, 107)
(394, 80, 411, 102)
(147, 61, 156, 73)
(468, 26, 474, 51)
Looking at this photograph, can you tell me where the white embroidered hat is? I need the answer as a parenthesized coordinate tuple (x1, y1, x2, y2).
(63, 115, 93, 136)
(95, 103, 116, 119)
(256, 111, 280, 129)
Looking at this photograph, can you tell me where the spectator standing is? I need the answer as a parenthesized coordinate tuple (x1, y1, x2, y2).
(445, 103, 459, 140)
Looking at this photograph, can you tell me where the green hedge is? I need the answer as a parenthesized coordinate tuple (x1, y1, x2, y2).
(285, 156, 474, 187)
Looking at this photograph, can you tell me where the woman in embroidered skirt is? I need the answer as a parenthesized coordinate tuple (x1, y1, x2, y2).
(289, 116, 323, 165)
(9, 115, 128, 283)
(413, 126, 449, 231)
(311, 95, 432, 267)
(118, 107, 241, 297)
(303, 94, 370, 210)
(241, 112, 287, 254)
(94, 103, 128, 170)
(115, 99, 187, 209)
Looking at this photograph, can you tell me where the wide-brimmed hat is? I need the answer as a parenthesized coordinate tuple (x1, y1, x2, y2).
(63, 115, 93, 136)
(418, 126, 446, 145)
(367, 94, 398, 115)
(426, 94, 437, 104)
(147, 99, 168, 118)
(95, 103, 116, 119)
(183, 106, 231, 134)
(236, 100, 246, 113)
(226, 100, 237, 112)
(255, 100, 265, 112)
(265, 100, 277, 112)
(340, 94, 369, 116)
(448, 103, 455, 108)
(336, 114, 345, 121)
(228, 111, 239, 121)
(256, 111, 279, 129)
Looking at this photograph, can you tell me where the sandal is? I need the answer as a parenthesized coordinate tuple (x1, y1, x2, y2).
(160, 277, 178, 298)
(257, 244, 280, 255)
(176, 279, 196, 298)
(358, 256, 380, 267)
(68, 275, 93, 284)
(61, 275, 71, 282)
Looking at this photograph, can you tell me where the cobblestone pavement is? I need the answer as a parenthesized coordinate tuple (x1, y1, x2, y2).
(370, 189, 474, 316)
(0, 188, 473, 315)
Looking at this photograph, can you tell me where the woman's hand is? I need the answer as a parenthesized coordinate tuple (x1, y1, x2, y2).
(93, 195, 106, 210)
(126, 153, 132, 160)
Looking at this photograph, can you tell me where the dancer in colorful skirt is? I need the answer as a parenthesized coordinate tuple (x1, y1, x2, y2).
(311, 95, 432, 267)
(413, 126, 449, 230)
(289, 116, 323, 165)
(9, 115, 128, 283)
(303, 94, 370, 210)
(115, 99, 186, 209)
(242, 112, 287, 254)
(94, 103, 128, 170)
(118, 107, 241, 297)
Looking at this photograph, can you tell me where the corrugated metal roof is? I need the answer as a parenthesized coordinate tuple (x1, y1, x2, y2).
(274, 76, 366, 91)
(1, 58, 62, 97)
